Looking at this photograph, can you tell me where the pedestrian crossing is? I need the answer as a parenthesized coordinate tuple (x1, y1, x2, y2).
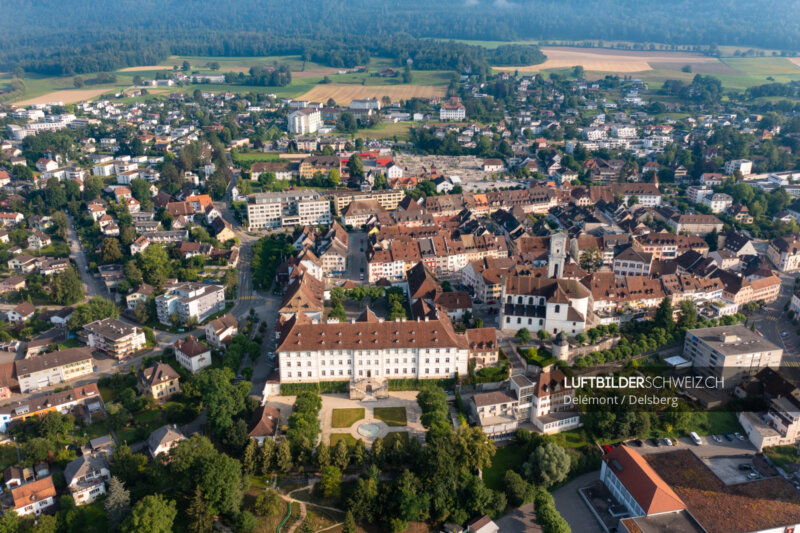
(763, 315, 779, 322)
(239, 295, 258, 300)
(784, 361, 800, 367)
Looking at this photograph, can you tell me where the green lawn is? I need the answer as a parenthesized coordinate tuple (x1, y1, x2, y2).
(373, 407, 407, 427)
(482, 445, 526, 492)
(349, 121, 413, 141)
(764, 445, 800, 468)
(232, 152, 282, 164)
(684, 410, 742, 437)
(329, 433, 358, 447)
(134, 409, 162, 425)
(331, 408, 365, 428)
(98, 386, 115, 403)
(550, 428, 590, 449)
(383, 431, 410, 448)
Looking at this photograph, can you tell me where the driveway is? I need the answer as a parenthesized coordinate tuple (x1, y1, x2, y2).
(552, 471, 604, 533)
(495, 502, 543, 533)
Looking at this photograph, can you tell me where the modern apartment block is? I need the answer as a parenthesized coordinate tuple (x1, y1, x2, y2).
(15, 347, 94, 393)
(155, 282, 225, 325)
(246, 190, 331, 230)
(287, 108, 322, 135)
(683, 325, 783, 388)
(83, 318, 146, 358)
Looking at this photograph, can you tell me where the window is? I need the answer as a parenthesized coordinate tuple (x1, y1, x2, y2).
(555, 305, 560, 313)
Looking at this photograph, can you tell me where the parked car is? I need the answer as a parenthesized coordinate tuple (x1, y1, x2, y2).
(663, 438, 673, 446)
(690, 432, 702, 445)
(650, 438, 660, 447)
(724, 434, 734, 441)
(632, 439, 643, 447)
(602, 445, 613, 453)
(735, 432, 746, 441)
(712, 434, 722, 443)
(738, 464, 752, 471)
(748, 472, 760, 480)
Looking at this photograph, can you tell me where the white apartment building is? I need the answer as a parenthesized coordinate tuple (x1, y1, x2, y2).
(276, 314, 469, 383)
(155, 282, 225, 325)
(724, 159, 753, 176)
(687, 185, 712, 204)
(288, 108, 322, 135)
(703, 193, 733, 214)
(439, 99, 466, 121)
(246, 190, 331, 230)
(83, 318, 146, 359)
(611, 124, 637, 138)
(684, 325, 783, 388)
(349, 98, 381, 111)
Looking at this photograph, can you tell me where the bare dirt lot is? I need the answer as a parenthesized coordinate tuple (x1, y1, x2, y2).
(14, 88, 113, 105)
(297, 83, 446, 105)
(497, 46, 721, 73)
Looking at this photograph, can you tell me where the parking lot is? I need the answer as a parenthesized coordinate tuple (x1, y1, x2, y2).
(631, 433, 756, 457)
(701, 455, 773, 485)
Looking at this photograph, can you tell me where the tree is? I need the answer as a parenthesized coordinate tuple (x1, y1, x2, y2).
(348, 154, 364, 177)
(68, 296, 119, 330)
(105, 477, 131, 530)
(504, 470, 534, 507)
(73, 76, 84, 88)
(678, 300, 698, 330)
(234, 511, 257, 533)
(276, 438, 293, 473)
(186, 488, 214, 533)
(182, 60, 191, 71)
(101, 238, 123, 263)
(193, 368, 247, 439)
(627, 195, 639, 207)
(537, 329, 550, 341)
(394, 470, 428, 523)
(315, 442, 331, 469)
(22, 437, 52, 464)
(705, 228, 719, 251)
(332, 438, 349, 471)
(342, 511, 357, 533)
(328, 302, 346, 322)
(260, 438, 275, 475)
(254, 489, 281, 516)
(515, 328, 531, 344)
(328, 168, 341, 186)
(654, 297, 675, 332)
(138, 244, 170, 286)
(49, 267, 84, 305)
(0, 509, 19, 533)
(318, 465, 341, 499)
(243, 439, 259, 475)
(121, 495, 177, 533)
(523, 442, 571, 488)
(579, 248, 603, 273)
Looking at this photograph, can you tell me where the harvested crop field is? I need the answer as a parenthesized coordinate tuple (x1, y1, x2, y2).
(292, 67, 342, 78)
(119, 65, 175, 72)
(297, 83, 446, 105)
(789, 57, 800, 69)
(14, 88, 113, 105)
(497, 46, 720, 73)
(647, 450, 800, 533)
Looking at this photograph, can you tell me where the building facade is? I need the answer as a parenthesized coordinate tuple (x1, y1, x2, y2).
(155, 282, 225, 325)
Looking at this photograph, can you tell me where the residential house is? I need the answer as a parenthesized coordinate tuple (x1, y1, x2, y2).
(83, 318, 146, 359)
(64, 453, 111, 506)
(12, 477, 56, 516)
(204, 313, 238, 349)
(8, 302, 35, 324)
(14, 347, 94, 393)
(247, 404, 280, 444)
(137, 362, 181, 401)
(147, 424, 186, 458)
(174, 336, 212, 374)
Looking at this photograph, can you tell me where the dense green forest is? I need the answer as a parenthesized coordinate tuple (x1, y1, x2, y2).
(2, 0, 800, 75)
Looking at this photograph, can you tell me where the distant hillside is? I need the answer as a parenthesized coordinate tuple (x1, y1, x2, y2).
(1, 0, 799, 74)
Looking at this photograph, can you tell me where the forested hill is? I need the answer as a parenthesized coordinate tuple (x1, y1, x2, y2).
(2, 0, 800, 75)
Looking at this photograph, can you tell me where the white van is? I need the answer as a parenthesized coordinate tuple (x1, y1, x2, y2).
(689, 432, 702, 445)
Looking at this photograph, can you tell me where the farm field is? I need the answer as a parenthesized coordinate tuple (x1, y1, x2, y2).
(5, 54, 450, 105)
(298, 83, 446, 105)
(344, 121, 414, 141)
(492, 45, 800, 89)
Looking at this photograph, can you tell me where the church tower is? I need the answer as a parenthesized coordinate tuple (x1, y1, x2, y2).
(547, 232, 567, 278)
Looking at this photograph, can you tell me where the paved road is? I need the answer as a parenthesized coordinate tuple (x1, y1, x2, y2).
(66, 215, 108, 298)
(633, 435, 755, 457)
(551, 471, 604, 533)
(344, 231, 367, 282)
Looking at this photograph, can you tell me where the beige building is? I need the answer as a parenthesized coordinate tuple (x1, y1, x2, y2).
(328, 189, 405, 215)
(246, 190, 331, 230)
(15, 347, 94, 393)
(204, 313, 239, 348)
(84, 318, 146, 359)
(684, 325, 783, 388)
(138, 362, 181, 401)
(767, 233, 800, 272)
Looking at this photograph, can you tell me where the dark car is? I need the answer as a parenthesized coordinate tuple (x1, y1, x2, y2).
(724, 433, 734, 441)
(632, 439, 643, 447)
(738, 464, 752, 471)
(650, 438, 660, 447)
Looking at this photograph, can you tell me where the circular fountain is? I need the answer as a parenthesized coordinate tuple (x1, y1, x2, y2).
(357, 423, 381, 439)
